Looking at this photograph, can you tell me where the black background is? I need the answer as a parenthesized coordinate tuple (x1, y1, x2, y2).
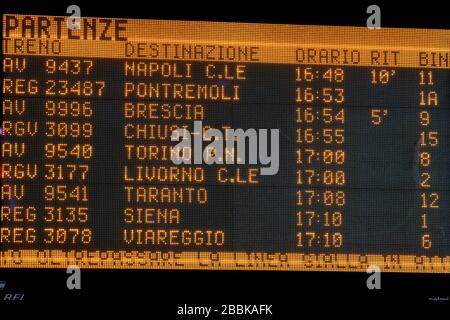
(1, 0, 450, 313)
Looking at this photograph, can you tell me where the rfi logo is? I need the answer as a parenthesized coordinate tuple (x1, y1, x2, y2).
(0, 281, 25, 301)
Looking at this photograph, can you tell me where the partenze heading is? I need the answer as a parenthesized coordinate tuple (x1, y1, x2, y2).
(3, 15, 128, 41)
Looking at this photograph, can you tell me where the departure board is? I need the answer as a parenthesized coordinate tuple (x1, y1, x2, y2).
(1, 14, 450, 273)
